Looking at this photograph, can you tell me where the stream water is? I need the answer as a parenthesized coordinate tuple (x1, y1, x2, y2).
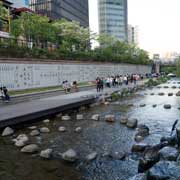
(0, 79, 180, 180)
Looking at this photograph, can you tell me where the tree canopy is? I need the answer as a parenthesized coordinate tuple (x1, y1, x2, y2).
(8, 13, 152, 65)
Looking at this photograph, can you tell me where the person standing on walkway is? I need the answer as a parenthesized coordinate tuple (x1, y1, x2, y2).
(100, 78, 104, 91)
(126, 75, 129, 85)
(119, 75, 123, 86)
(0, 87, 5, 101)
(123, 75, 127, 85)
(3, 87, 10, 102)
(106, 77, 111, 88)
(72, 81, 78, 92)
(96, 77, 101, 92)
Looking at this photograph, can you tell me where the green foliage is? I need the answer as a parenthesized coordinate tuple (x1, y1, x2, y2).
(5, 14, 152, 65)
(176, 58, 180, 77)
(111, 92, 121, 101)
(93, 39, 151, 64)
(0, 2, 9, 19)
(161, 65, 176, 74)
(11, 13, 56, 46)
(52, 19, 90, 51)
(145, 77, 170, 87)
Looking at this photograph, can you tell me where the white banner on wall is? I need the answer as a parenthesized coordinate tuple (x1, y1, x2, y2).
(0, 62, 151, 90)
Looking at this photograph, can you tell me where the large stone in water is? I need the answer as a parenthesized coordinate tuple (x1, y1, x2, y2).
(135, 135, 144, 142)
(43, 119, 50, 123)
(61, 149, 77, 162)
(2, 127, 14, 136)
(140, 104, 146, 107)
(76, 114, 84, 120)
(176, 91, 180, 96)
(40, 127, 50, 133)
(160, 135, 177, 146)
(30, 130, 40, 136)
(120, 116, 128, 124)
(127, 119, 138, 128)
(164, 104, 171, 109)
(21, 144, 39, 153)
(105, 115, 115, 123)
(159, 146, 179, 161)
(14, 134, 29, 147)
(75, 127, 82, 133)
(168, 93, 173, 96)
(86, 152, 97, 161)
(58, 126, 66, 132)
(109, 151, 126, 160)
(147, 161, 180, 180)
(158, 92, 165, 96)
(132, 144, 149, 153)
(91, 114, 100, 121)
(40, 149, 53, 159)
(136, 124, 149, 137)
(138, 144, 162, 173)
(61, 115, 71, 121)
(28, 126, 37, 130)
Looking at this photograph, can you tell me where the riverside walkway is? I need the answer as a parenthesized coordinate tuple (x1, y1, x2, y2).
(0, 81, 145, 128)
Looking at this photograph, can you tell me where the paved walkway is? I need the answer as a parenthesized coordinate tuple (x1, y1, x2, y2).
(0, 81, 145, 128)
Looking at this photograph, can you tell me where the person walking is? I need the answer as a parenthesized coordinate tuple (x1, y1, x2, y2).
(3, 87, 10, 102)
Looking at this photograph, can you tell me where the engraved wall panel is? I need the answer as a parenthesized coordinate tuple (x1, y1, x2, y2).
(0, 62, 151, 90)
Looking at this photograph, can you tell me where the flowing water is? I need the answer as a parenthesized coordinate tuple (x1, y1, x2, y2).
(0, 79, 180, 180)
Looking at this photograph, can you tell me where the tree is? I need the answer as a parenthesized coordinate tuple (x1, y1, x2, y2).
(0, 2, 10, 32)
(52, 19, 90, 51)
(97, 34, 117, 47)
(11, 13, 56, 47)
(176, 57, 180, 77)
(95, 33, 150, 64)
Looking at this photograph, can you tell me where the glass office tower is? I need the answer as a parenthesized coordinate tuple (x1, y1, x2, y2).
(30, 0, 89, 27)
(98, 0, 128, 41)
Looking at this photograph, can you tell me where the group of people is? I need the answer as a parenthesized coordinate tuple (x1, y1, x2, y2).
(62, 80, 78, 93)
(96, 74, 143, 92)
(0, 86, 10, 102)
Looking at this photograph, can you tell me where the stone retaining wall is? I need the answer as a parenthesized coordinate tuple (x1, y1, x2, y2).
(0, 59, 152, 90)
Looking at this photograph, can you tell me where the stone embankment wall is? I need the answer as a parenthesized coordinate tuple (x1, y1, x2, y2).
(0, 59, 152, 90)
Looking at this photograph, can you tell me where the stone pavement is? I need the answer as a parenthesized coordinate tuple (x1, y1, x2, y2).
(0, 81, 145, 128)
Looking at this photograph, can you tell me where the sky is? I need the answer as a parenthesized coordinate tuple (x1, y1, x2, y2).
(89, 0, 180, 55)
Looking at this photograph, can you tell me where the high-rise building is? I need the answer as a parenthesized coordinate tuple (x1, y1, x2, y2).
(29, 0, 89, 27)
(98, 0, 128, 41)
(128, 25, 139, 46)
(10, 0, 29, 8)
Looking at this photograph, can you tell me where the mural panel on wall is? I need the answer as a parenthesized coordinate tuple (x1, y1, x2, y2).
(0, 63, 151, 90)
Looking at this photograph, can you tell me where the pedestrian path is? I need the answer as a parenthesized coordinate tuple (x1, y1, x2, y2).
(0, 81, 145, 128)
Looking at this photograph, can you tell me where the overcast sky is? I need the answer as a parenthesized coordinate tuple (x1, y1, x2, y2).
(89, 0, 180, 55)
